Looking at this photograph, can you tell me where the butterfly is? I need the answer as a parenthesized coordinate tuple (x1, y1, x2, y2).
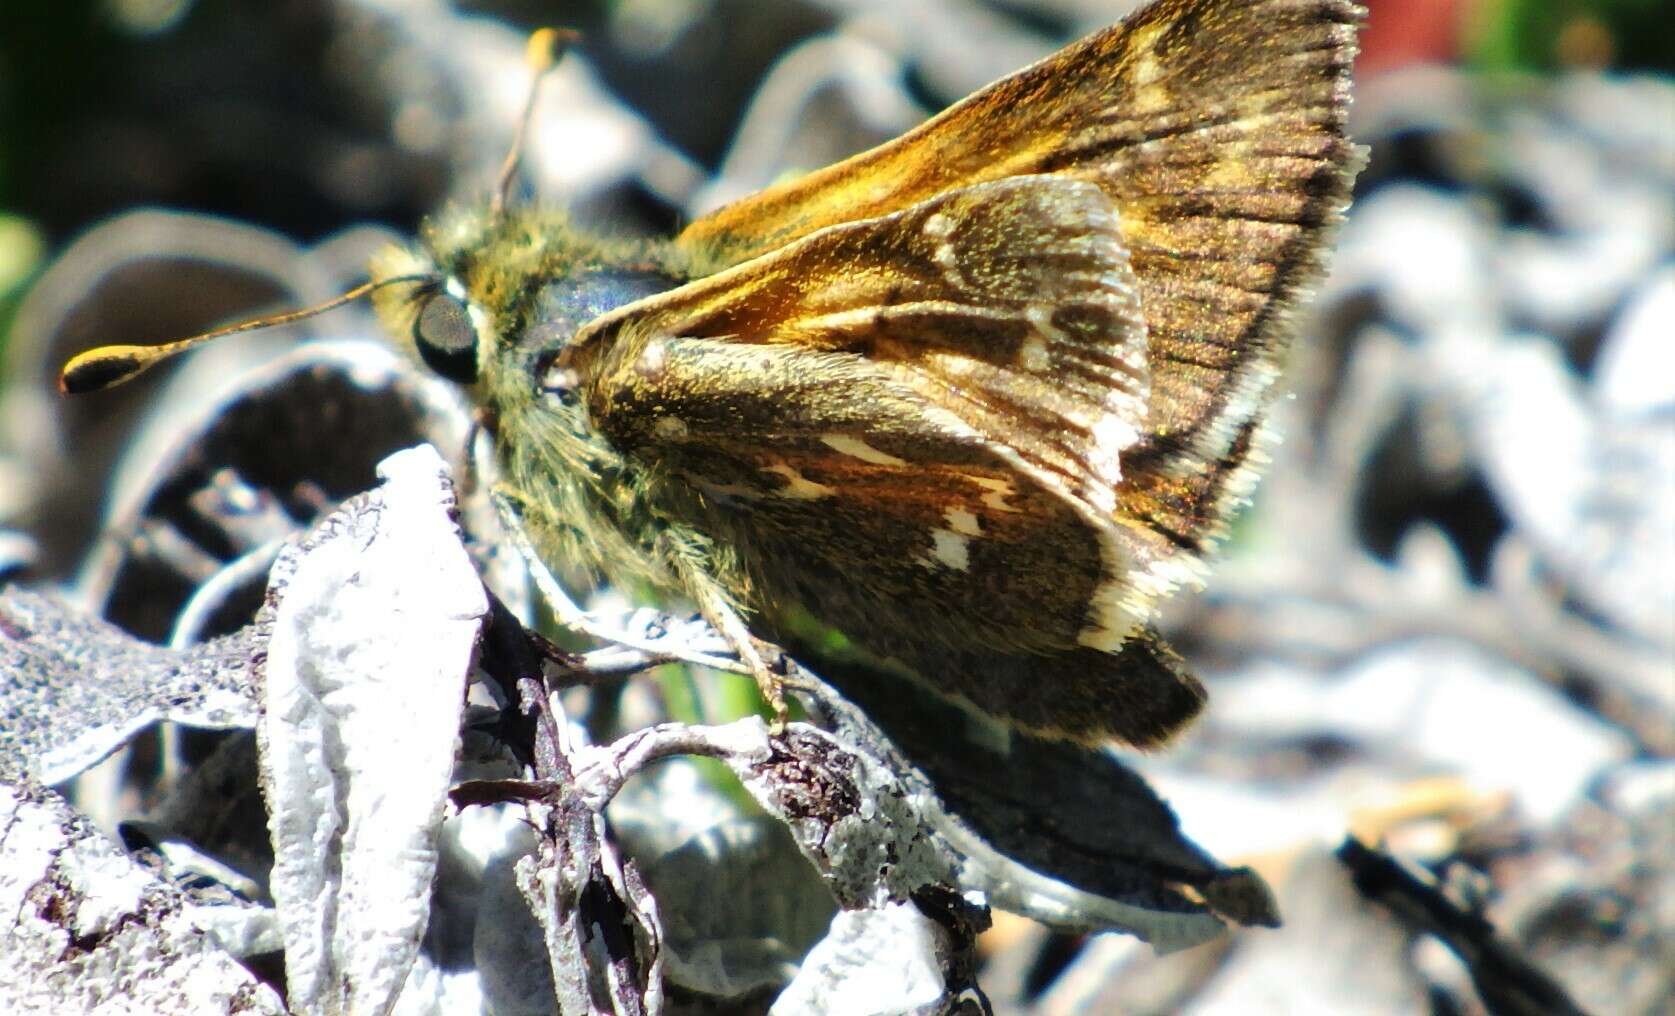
(63, 0, 1365, 748)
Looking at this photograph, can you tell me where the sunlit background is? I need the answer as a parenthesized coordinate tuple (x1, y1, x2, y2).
(1, 1, 1670, 1013)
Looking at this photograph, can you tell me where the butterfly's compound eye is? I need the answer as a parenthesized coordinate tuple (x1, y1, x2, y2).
(413, 291, 480, 383)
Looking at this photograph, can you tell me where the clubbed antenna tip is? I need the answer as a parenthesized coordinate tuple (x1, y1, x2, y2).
(57, 275, 434, 395)
(492, 27, 582, 217)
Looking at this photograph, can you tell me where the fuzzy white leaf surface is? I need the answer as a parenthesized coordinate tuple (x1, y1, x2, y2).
(259, 444, 488, 1016)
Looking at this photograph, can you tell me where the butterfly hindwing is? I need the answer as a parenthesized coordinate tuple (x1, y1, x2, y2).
(583, 330, 1206, 745)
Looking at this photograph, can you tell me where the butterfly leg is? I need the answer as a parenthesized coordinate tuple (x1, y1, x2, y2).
(659, 529, 790, 733)
(491, 486, 756, 677)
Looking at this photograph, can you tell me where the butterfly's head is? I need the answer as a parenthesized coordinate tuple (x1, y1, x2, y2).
(371, 203, 677, 406)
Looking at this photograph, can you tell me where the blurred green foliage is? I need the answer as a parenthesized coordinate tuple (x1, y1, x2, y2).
(0, 214, 46, 366)
(1470, 0, 1675, 73)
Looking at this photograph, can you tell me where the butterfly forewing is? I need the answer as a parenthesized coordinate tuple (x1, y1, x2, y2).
(677, 0, 1362, 516)
(579, 177, 1151, 512)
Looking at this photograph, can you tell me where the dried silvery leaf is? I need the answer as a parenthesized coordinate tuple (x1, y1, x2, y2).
(257, 444, 487, 1015)
(0, 778, 284, 1015)
(0, 587, 258, 786)
(771, 903, 952, 1016)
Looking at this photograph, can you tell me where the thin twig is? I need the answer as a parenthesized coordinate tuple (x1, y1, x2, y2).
(1336, 837, 1592, 1016)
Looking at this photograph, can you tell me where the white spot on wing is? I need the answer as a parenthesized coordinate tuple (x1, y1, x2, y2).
(924, 213, 963, 286)
(1127, 24, 1172, 114)
(761, 462, 836, 500)
(1026, 304, 1067, 340)
(944, 507, 981, 536)
(926, 529, 971, 571)
(1087, 414, 1139, 489)
(933, 242, 961, 283)
(1135, 52, 1163, 87)
(965, 475, 1021, 513)
(1092, 415, 1139, 454)
(1076, 519, 1212, 651)
(1019, 335, 1050, 371)
(820, 434, 908, 467)
(1077, 526, 1147, 651)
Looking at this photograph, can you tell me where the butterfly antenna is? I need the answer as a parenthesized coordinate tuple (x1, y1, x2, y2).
(492, 27, 580, 218)
(57, 273, 435, 395)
